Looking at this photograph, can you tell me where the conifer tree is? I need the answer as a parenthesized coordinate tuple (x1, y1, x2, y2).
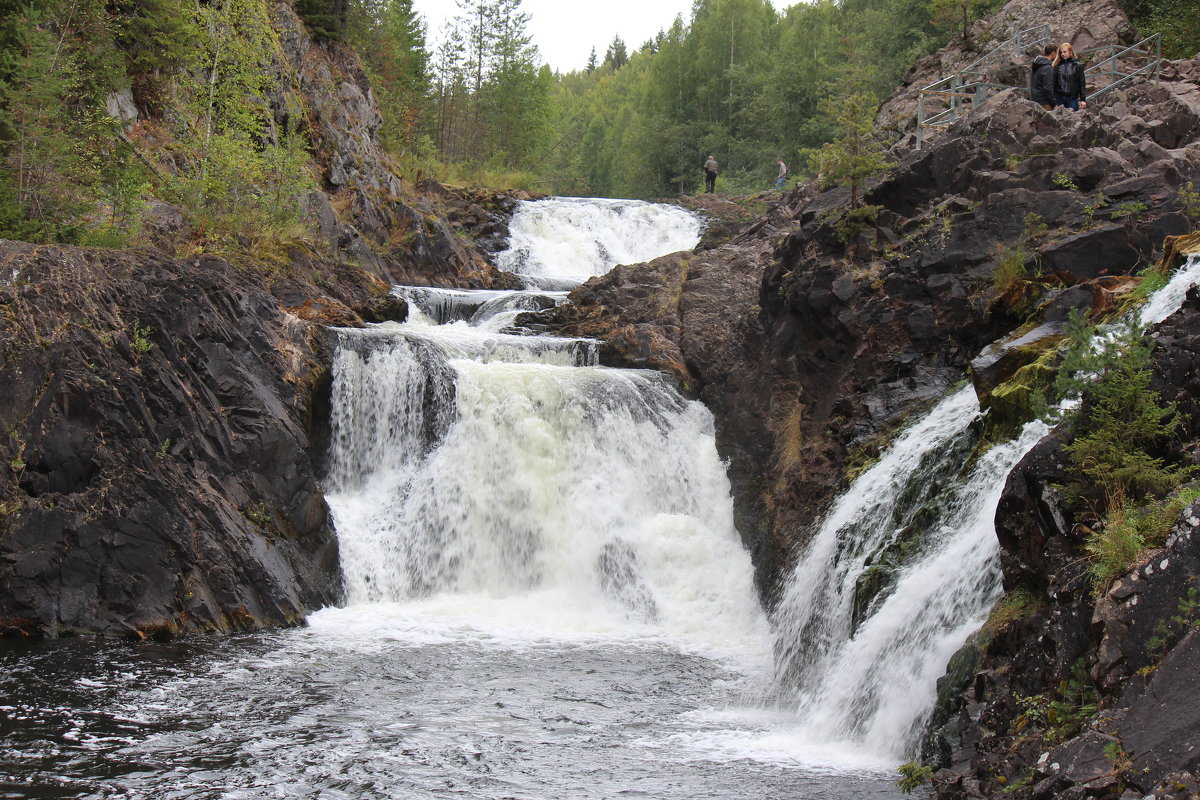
(808, 92, 888, 208)
(603, 35, 628, 70)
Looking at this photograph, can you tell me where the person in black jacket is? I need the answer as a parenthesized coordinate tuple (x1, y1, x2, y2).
(1029, 44, 1057, 109)
(1053, 42, 1087, 111)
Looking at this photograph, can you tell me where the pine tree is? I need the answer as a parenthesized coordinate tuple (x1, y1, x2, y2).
(603, 35, 627, 70)
(808, 92, 888, 208)
(1058, 318, 1192, 506)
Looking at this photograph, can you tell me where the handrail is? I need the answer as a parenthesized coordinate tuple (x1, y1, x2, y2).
(1085, 33, 1162, 100)
(917, 24, 1051, 147)
(961, 23, 1050, 75)
(915, 30, 1162, 148)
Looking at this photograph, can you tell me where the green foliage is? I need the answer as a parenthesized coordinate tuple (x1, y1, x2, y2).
(111, 0, 196, 110)
(541, 0, 942, 198)
(928, 0, 990, 39)
(983, 587, 1042, 635)
(130, 319, 153, 353)
(1131, 261, 1171, 305)
(166, 0, 315, 242)
(1088, 488, 1200, 591)
(1053, 172, 1079, 192)
(834, 203, 882, 245)
(1145, 586, 1200, 666)
(348, 0, 428, 154)
(296, 0, 348, 41)
(896, 762, 934, 793)
(1112, 200, 1147, 220)
(0, 0, 125, 243)
(1081, 191, 1107, 228)
(1023, 211, 1048, 238)
(809, 92, 889, 208)
(241, 501, 272, 527)
(1055, 311, 1197, 591)
(1055, 313, 1192, 508)
(993, 245, 1029, 293)
(1179, 181, 1200, 229)
(1013, 660, 1097, 743)
(428, 0, 553, 172)
(1118, 0, 1200, 59)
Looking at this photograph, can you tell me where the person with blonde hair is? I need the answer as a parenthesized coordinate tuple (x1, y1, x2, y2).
(1053, 42, 1087, 111)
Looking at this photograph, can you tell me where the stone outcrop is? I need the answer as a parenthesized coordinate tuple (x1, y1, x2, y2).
(875, 0, 1135, 142)
(924, 285, 1200, 799)
(269, 3, 531, 291)
(0, 242, 371, 637)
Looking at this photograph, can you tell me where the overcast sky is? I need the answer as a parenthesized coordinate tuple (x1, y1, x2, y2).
(410, 0, 789, 75)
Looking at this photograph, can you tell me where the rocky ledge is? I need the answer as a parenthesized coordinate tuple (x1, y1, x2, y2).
(0, 241, 394, 637)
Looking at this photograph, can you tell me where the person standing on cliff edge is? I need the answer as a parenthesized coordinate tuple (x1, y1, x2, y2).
(1053, 42, 1087, 111)
(703, 155, 718, 193)
(1030, 44, 1057, 110)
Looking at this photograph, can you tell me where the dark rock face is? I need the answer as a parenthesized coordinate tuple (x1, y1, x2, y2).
(550, 239, 783, 591)
(927, 294, 1200, 799)
(0, 243, 342, 637)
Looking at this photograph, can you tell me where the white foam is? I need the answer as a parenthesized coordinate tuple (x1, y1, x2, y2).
(496, 196, 702, 281)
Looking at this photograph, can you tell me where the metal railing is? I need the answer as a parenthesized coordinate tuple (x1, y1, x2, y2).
(914, 30, 1162, 147)
(1079, 33, 1162, 101)
(917, 25, 1051, 147)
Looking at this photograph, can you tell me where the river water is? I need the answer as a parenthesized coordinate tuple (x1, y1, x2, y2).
(0, 199, 903, 800)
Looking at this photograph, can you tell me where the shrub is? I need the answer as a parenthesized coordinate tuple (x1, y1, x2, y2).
(1087, 488, 1200, 591)
(1056, 314, 1192, 507)
(993, 245, 1029, 293)
(896, 762, 934, 793)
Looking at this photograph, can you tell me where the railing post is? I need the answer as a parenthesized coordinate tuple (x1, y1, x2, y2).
(1015, 30, 1022, 58)
(917, 92, 925, 149)
(1155, 34, 1162, 84)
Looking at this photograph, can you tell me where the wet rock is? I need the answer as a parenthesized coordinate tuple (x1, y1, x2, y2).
(1117, 629, 1200, 787)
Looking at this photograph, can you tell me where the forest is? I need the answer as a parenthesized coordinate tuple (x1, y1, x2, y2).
(0, 0, 1195, 246)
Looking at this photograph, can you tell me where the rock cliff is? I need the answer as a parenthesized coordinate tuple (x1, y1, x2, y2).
(0, 2, 524, 637)
(0, 244, 344, 636)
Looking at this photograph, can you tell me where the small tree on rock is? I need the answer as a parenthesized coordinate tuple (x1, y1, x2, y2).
(808, 92, 888, 209)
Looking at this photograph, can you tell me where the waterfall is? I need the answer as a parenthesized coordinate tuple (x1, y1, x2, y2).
(1139, 252, 1200, 326)
(495, 197, 703, 285)
(322, 199, 765, 652)
(771, 251, 1200, 759)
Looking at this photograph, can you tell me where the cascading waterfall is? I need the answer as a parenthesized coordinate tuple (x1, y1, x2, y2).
(322, 203, 765, 650)
(496, 197, 703, 285)
(771, 251, 1200, 759)
(1139, 252, 1200, 326)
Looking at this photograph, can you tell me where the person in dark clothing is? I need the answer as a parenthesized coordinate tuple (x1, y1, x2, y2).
(1029, 44, 1057, 109)
(703, 155, 718, 193)
(1053, 42, 1087, 111)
